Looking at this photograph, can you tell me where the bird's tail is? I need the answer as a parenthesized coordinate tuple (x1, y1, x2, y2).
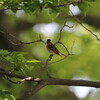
(59, 52, 66, 57)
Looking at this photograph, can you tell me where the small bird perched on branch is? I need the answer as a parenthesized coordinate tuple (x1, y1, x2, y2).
(46, 39, 66, 56)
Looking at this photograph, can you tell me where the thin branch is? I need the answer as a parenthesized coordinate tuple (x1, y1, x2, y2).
(6, 76, 41, 84)
(0, 29, 45, 45)
(58, 20, 67, 42)
(43, 54, 53, 78)
(46, 1, 81, 8)
(70, 10, 100, 41)
(58, 41, 70, 55)
(0, 70, 41, 82)
(71, 40, 75, 54)
(49, 40, 74, 65)
(65, 24, 74, 28)
(49, 54, 70, 65)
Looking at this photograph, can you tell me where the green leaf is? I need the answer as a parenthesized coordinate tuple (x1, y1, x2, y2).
(0, 90, 16, 100)
(0, 50, 9, 56)
(78, 1, 89, 14)
(26, 59, 40, 63)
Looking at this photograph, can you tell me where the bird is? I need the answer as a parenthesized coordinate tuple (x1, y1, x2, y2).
(46, 39, 66, 56)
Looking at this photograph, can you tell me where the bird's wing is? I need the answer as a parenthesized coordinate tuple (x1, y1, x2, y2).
(47, 43, 60, 55)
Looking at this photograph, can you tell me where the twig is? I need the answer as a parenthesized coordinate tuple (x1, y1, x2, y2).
(49, 54, 69, 65)
(0, 29, 45, 45)
(48, 40, 75, 65)
(58, 41, 70, 55)
(71, 40, 75, 54)
(65, 24, 74, 28)
(58, 20, 67, 42)
(46, 0, 81, 8)
(6, 76, 41, 84)
(70, 10, 100, 41)
(43, 54, 53, 78)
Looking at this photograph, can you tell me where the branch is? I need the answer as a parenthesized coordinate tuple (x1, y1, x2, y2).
(47, 0, 81, 8)
(1, 70, 100, 88)
(17, 78, 100, 100)
(1, 69, 100, 100)
(0, 29, 45, 45)
(49, 54, 72, 65)
(70, 10, 100, 41)
(58, 20, 67, 42)
(49, 40, 75, 65)
(17, 81, 46, 100)
(43, 54, 53, 78)
(46, 78, 100, 88)
(0, 70, 41, 83)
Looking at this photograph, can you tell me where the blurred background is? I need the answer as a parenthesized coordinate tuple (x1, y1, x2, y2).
(0, 0, 100, 100)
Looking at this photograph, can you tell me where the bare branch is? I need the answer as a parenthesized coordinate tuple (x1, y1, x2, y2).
(0, 70, 41, 83)
(0, 29, 45, 45)
(1, 69, 100, 88)
(17, 78, 100, 100)
(1, 69, 100, 100)
(6, 76, 41, 84)
(70, 10, 100, 41)
(48, 42, 74, 65)
(65, 24, 74, 28)
(43, 54, 53, 78)
(58, 41, 70, 55)
(58, 21, 67, 42)
(46, 78, 100, 88)
(49, 54, 70, 65)
(71, 40, 75, 54)
(17, 81, 47, 100)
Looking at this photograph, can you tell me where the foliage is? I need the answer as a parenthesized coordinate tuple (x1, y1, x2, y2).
(0, 90, 15, 100)
(0, 0, 95, 14)
(0, 50, 40, 74)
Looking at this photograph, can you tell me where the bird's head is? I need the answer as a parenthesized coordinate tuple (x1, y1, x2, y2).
(47, 39, 51, 43)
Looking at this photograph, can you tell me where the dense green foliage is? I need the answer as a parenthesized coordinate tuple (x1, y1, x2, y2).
(0, 0, 95, 13)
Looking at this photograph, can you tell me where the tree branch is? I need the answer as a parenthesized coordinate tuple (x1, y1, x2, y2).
(0, 29, 45, 45)
(1, 70, 100, 88)
(17, 81, 47, 100)
(0, 70, 41, 83)
(1, 69, 100, 100)
(17, 78, 100, 100)
(45, 78, 100, 88)
(70, 10, 100, 41)
(43, 54, 53, 78)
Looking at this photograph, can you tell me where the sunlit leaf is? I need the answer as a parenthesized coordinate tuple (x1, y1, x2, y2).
(26, 59, 40, 63)
(0, 50, 9, 56)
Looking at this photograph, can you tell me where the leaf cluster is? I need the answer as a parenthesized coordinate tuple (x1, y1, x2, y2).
(0, 0, 95, 14)
(0, 50, 40, 74)
(0, 90, 15, 100)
